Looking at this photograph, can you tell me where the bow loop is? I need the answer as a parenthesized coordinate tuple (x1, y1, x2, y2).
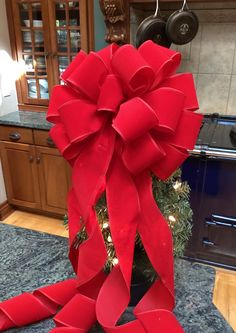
(61, 50, 87, 83)
(138, 40, 181, 89)
(111, 44, 155, 96)
(144, 87, 186, 135)
(152, 143, 188, 180)
(59, 99, 104, 143)
(122, 134, 165, 175)
(162, 73, 199, 111)
(97, 43, 120, 73)
(64, 52, 109, 102)
(98, 74, 124, 113)
(113, 97, 158, 142)
(49, 124, 81, 161)
(47, 85, 79, 124)
(164, 110, 203, 151)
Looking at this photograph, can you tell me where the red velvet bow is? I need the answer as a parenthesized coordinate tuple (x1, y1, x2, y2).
(0, 41, 202, 333)
(46, 40, 202, 333)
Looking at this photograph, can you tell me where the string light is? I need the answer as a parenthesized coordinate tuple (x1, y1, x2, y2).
(173, 181, 182, 190)
(107, 236, 112, 243)
(112, 258, 119, 265)
(169, 215, 176, 223)
(102, 222, 109, 229)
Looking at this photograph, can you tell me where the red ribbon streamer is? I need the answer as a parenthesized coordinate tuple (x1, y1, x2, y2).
(0, 279, 77, 331)
(0, 41, 202, 332)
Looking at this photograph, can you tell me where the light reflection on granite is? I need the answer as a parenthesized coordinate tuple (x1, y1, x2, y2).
(0, 111, 51, 130)
(0, 223, 234, 333)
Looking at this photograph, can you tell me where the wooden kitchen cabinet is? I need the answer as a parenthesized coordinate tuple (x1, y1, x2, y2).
(0, 142, 41, 210)
(36, 146, 71, 214)
(6, 0, 94, 111)
(0, 126, 71, 217)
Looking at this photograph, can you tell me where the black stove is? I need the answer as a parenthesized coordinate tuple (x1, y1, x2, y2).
(210, 119, 236, 150)
(196, 117, 216, 148)
(183, 114, 236, 270)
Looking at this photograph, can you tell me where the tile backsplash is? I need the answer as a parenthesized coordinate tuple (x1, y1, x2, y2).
(131, 2, 236, 115)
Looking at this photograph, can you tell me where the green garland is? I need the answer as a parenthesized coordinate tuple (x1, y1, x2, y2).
(65, 169, 192, 281)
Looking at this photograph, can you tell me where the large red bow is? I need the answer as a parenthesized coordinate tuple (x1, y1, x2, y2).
(0, 41, 202, 333)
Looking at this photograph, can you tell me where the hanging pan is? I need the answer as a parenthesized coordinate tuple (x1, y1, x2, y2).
(166, 0, 199, 45)
(136, 0, 171, 49)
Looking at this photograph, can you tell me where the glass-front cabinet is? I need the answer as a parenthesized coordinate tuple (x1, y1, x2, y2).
(6, 0, 93, 110)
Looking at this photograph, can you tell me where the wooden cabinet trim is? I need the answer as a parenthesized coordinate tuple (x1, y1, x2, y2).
(5, 0, 23, 104)
(0, 126, 34, 144)
(33, 129, 55, 147)
(87, 0, 95, 51)
(18, 104, 48, 112)
(0, 141, 41, 209)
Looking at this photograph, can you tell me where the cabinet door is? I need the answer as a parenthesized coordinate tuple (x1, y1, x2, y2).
(7, 0, 94, 110)
(47, 0, 94, 85)
(36, 146, 71, 215)
(10, 0, 54, 106)
(0, 142, 41, 209)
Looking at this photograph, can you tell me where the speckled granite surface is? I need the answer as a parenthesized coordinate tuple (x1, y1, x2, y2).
(0, 223, 234, 333)
(0, 111, 51, 130)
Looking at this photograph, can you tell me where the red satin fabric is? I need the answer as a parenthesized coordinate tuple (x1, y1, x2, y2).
(0, 41, 202, 332)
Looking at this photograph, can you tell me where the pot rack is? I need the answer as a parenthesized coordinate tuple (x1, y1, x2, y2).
(99, 0, 236, 44)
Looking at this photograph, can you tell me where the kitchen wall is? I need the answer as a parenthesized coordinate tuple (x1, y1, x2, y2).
(94, 0, 107, 51)
(130, 1, 236, 115)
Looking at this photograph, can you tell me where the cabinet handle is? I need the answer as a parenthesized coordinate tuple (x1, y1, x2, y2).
(202, 238, 216, 247)
(36, 156, 41, 164)
(28, 155, 34, 162)
(9, 132, 21, 141)
(205, 216, 236, 228)
(46, 136, 55, 147)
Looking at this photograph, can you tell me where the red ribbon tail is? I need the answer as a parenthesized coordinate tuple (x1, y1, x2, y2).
(133, 172, 185, 332)
(96, 152, 140, 330)
(0, 279, 77, 331)
(52, 271, 107, 332)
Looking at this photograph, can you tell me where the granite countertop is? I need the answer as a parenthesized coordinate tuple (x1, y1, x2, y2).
(0, 111, 52, 130)
(0, 223, 234, 333)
